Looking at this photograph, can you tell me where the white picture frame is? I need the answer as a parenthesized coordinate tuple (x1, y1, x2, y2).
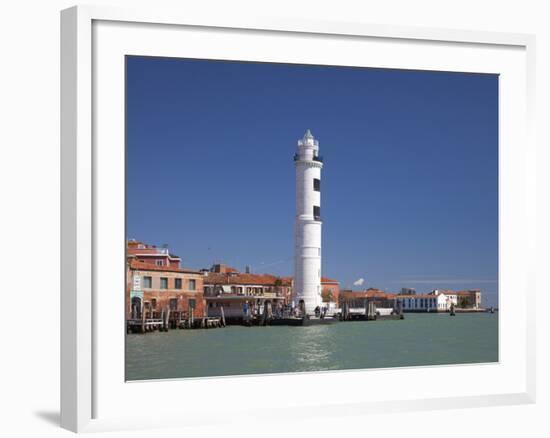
(60, 4, 536, 433)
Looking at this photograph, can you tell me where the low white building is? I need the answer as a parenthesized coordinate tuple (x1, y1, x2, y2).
(429, 289, 462, 310)
(389, 289, 481, 312)
(396, 293, 450, 312)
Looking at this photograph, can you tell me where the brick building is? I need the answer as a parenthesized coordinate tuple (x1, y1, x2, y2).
(126, 241, 205, 320)
(455, 289, 482, 309)
(321, 277, 340, 306)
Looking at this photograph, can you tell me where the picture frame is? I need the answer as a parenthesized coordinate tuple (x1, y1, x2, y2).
(60, 4, 536, 433)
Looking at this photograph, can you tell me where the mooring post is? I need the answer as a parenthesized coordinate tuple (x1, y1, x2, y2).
(141, 302, 146, 333)
(220, 306, 226, 327)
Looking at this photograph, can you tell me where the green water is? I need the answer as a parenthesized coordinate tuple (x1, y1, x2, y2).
(126, 313, 498, 381)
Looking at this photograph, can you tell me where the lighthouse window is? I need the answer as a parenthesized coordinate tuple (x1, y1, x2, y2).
(313, 206, 321, 220)
(313, 178, 320, 191)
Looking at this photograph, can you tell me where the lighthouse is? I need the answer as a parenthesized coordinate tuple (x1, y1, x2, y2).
(294, 129, 323, 315)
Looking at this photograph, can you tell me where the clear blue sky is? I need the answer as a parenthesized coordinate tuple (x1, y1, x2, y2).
(126, 56, 499, 307)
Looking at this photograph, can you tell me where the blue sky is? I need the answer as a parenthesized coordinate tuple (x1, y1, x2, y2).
(126, 56, 499, 307)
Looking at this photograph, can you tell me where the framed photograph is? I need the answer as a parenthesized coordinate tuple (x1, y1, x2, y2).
(61, 5, 536, 433)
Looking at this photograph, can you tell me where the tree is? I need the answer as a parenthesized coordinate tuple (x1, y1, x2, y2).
(321, 288, 334, 303)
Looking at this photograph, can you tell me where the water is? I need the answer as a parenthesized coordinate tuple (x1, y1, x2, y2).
(126, 313, 498, 381)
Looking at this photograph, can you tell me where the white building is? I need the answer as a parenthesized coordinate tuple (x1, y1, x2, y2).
(396, 293, 452, 312)
(430, 289, 458, 309)
(294, 130, 323, 314)
(397, 294, 438, 311)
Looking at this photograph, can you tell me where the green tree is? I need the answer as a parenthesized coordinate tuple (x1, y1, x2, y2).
(321, 288, 334, 303)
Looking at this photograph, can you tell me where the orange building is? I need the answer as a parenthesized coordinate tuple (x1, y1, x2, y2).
(127, 239, 182, 267)
(321, 277, 340, 305)
(126, 241, 205, 320)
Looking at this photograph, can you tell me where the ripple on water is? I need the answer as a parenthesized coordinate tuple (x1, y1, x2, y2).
(126, 313, 498, 380)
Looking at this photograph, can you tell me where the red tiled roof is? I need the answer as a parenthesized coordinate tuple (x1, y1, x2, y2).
(321, 277, 339, 284)
(397, 294, 437, 298)
(205, 272, 292, 286)
(456, 290, 480, 295)
(340, 289, 396, 299)
(128, 259, 201, 275)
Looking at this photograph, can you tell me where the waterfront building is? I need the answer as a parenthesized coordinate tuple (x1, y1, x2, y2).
(203, 264, 340, 320)
(203, 265, 292, 320)
(339, 288, 397, 311)
(321, 277, 340, 310)
(126, 241, 205, 319)
(456, 289, 482, 309)
(430, 289, 458, 308)
(396, 294, 440, 312)
(399, 289, 483, 311)
(127, 239, 182, 267)
(294, 129, 323, 314)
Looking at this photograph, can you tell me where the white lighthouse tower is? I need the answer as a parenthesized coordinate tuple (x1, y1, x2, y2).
(294, 129, 323, 315)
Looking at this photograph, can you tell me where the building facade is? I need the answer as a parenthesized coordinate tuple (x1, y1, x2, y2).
(294, 129, 324, 314)
(321, 277, 340, 308)
(339, 288, 397, 309)
(395, 294, 441, 312)
(203, 265, 292, 320)
(127, 239, 182, 267)
(126, 242, 205, 320)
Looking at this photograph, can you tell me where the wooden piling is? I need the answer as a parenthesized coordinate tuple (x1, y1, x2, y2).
(220, 306, 226, 327)
(141, 303, 146, 334)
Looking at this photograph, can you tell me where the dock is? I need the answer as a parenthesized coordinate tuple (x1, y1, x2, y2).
(127, 308, 225, 334)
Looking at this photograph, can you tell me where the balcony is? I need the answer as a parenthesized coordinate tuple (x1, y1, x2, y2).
(294, 154, 324, 163)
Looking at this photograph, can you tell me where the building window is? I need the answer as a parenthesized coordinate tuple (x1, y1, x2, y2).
(313, 205, 321, 220)
(143, 276, 152, 288)
(189, 299, 196, 310)
(313, 178, 321, 192)
(160, 277, 168, 289)
(156, 260, 164, 266)
(151, 298, 157, 309)
(169, 298, 177, 310)
(189, 279, 196, 290)
(175, 278, 182, 289)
